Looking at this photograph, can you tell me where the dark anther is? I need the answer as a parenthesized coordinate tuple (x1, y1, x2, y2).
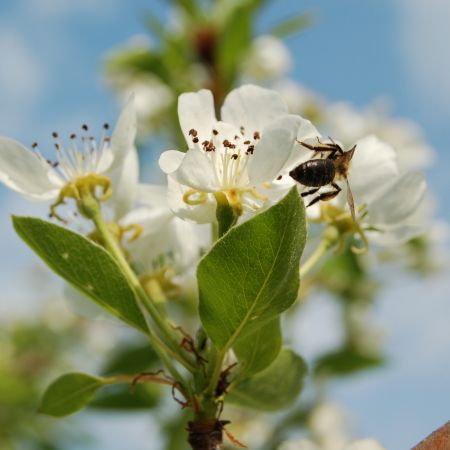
(70, 133, 76, 139)
(54, 143, 60, 150)
(189, 128, 198, 137)
(192, 137, 199, 144)
(104, 136, 111, 143)
(244, 140, 251, 145)
(212, 129, 218, 135)
(31, 142, 38, 149)
(202, 140, 209, 147)
(277, 175, 283, 180)
(234, 135, 240, 140)
(240, 125, 245, 135)
(231, 154, 238, 160)
(223, 139, 231, 147)
(103, 123, 110, 130)
(246, 145, 255, 155)
(253, 131, 260, 140)
(52, 132, 58, 138)
(82, 124, 88, 131)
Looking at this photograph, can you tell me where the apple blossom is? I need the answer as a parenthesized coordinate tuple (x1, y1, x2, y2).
(242, 35, 293, 81)
(121, 183, 209, 297)
(159, 84, 318, 222)
(0, 96, 137, 222)
(305, 135, 427, 249)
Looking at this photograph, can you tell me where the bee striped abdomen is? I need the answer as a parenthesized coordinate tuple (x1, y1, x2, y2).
(289, 159, 335, 187)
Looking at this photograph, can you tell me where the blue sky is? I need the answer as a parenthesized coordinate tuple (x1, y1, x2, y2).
(0, 1, 449, 449)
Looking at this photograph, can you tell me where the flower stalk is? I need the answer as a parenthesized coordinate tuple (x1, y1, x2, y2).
(78, 190, 196, 374)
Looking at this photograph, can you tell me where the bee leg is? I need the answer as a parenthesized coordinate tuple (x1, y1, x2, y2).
(306, 183, 341, 207)
(301, 187, 320, 197)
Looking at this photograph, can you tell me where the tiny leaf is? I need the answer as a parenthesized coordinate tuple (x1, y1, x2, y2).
(228, 348, 307, 411)
(198, 188, 306, 352)
(39, 373, 106, 417)
(233, 317, 282, 377)
(13, 216, 148, 333)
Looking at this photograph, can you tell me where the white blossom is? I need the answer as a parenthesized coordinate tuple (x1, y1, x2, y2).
(303, 135, 427, 247)
(121, 183, 209, 281)
(159, 84, 317, 222)
(0, 96, 137, 220)
(323, 101, 434, 171)
(278, 402, 386, 450)
(242, 35, 293, 81)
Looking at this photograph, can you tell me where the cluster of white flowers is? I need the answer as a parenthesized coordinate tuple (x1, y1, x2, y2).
(0, 83, 429, 270)
(279, 402, 386, 450)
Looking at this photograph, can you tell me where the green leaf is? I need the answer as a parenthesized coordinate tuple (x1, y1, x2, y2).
(228, 348, 307, 411)
(101, 343, 159, 376)
(39, 373, 106, 417)
(233, 317, 282, 377)
(216, 3, 253, 88)
(12, 216, 148, 333)
(315, 346, 385, 377)
(269, 13, 313, 38)
(198, 188, 306, 352)
(90, 384, 160, 410)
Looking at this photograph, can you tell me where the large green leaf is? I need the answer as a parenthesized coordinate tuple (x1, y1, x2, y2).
(39, 373, 106, 417)
(228, 348, 307, 411)
(233, 317, 282, 377)
(13, 216, 148, 333)
(198, 188, 306, 352)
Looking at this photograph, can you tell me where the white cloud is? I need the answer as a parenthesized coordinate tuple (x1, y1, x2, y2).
(396, 0, 450, 112)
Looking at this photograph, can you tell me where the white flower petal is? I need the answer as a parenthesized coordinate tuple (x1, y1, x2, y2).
(109, 94, 137, 172)
(349, 135, 399, 205)
(122, 206, 172, 237)
(367, 222, 426, 246)
(347, 438, 386, 450)
(159, 150, 185, 174)
(110, 146, 139, 220)
(248, 114, 300, 184)
(221, 84, 288, 134)
(137, 183, 170, 209)
(178, 89, 216, 146)
(368, 172, 427, 226)
(167, 175, 217, 224)
(175, 147, 217, 192)
(0, 137, 61, 200)
(283, 119, 322, 172)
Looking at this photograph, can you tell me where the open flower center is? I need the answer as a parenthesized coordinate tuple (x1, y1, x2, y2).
(187, 125, 267, 214)
(32, 123, 113, 184)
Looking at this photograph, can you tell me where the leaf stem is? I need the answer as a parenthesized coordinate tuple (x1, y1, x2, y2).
(87, 200, 196, 374)
(300, 226, 339, 278)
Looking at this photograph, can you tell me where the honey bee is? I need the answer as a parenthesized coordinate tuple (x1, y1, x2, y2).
(289, 138, 356, 220)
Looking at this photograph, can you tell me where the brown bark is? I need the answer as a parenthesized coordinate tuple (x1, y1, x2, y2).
(187, 419, 229, 450)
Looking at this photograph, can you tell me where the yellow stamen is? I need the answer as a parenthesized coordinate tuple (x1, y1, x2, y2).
(49, 174, 112, 223)
(182, 189, 208, 205)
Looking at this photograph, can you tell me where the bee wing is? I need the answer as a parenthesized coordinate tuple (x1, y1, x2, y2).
(345, 178, 356, 222)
